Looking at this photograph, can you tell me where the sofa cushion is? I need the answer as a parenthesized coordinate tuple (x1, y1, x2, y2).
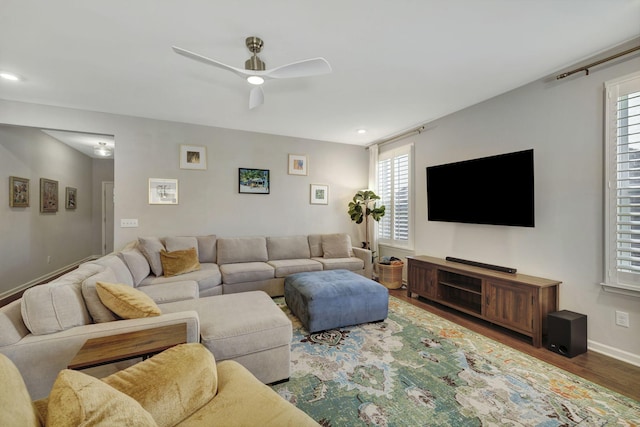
(322, 233, 354, 258)
(312, 256, 364, 271)
(160, 248, 201, 277)
(138, 263, 222, 296)
(266, 235, 311, 260)
(164, 236, 199, 258)
(118, 248, 151, 286)
(137, 281, 199, 304)
(96, 282, 162, 319)
(91, 255, 135, 286)
(217, 237, 268, 265)
(0, 354, 41, 427)
(81, 269, 120, 323)
(219, 262, 274, 285)
(138, 237, 166, 276)
(267, 259, 323, 278)
(50, 263, 103, 284)
(103, 343, 217, 427)
(21, 280, 91, 335)
(196, 235, 217, 263)
(0, 299, 30, 347)
(47, 369, 157, 427)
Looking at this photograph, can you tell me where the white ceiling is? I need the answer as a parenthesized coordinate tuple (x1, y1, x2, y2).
(1, 1, 639, 146)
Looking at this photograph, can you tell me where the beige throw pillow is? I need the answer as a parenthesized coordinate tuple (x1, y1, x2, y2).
(322, 233, 353, 258)
(138, 237, 166, 277)
(95, 282, 161, 319)
(159, 247, 201, 277)
(47, 369, 158, 427)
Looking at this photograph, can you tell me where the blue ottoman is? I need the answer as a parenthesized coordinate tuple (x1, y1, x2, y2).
(284, 269, 389, 333)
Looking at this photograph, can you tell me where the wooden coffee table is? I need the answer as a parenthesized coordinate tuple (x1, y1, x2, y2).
(68, 323, 187, 370)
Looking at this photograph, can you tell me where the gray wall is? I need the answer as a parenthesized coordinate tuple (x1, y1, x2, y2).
(0, 101, 369, 294)
(0, 125, 98, 294)
(410, 54, 640, 364)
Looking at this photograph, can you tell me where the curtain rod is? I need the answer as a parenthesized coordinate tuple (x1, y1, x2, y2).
(556, 45, 640, 80)
(366, 125, 426, 149)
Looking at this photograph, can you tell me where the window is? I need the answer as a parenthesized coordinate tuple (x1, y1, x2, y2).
(604, 71, 640, 295)
(377, 144, 412, 247)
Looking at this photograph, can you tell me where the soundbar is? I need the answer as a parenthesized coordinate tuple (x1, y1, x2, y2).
(445, 257, 517, 274)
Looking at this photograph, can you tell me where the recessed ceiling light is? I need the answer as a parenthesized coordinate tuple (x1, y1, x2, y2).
(0, 72, 20, 81)
(357, 129, 367, 134)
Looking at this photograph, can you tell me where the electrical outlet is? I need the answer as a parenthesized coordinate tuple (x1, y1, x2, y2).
(615, 311, 630, 328)
(120, 218, 138, 228)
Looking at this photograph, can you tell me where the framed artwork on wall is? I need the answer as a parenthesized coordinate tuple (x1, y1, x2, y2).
(149, 178, 178, 204)
(239, 168, 270, 194)
(65, 187, 77, 209)
(180, 144, 207, 170)
(40, 178, 59, 212)
(288, 154, 307, 175)
(9, 176, 29, 207)
(310, 184, 329, 204)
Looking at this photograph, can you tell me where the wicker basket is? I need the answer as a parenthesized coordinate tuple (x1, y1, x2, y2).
(377, 262, 404, 289)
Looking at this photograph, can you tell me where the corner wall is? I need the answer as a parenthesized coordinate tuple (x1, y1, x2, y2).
(411, 54, 640, 364)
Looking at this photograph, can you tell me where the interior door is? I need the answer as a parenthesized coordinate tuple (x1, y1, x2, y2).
(102, 182, 114, 254)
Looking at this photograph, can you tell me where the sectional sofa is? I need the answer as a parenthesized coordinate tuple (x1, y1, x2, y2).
(0, 232, 371, 399)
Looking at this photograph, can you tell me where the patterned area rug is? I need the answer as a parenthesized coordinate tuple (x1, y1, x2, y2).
(271, 296, 640, 426)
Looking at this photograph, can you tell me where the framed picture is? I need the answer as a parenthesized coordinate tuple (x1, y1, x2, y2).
(9, 176, 29, 207)
(149, 178, 178, 204)
(310, 184, 329, 204)
(288, 154, 307, 176)
(180, 144, 207, 170)
(239, 168, 270, 194)
(40, 178, 59, 212)
(65, 187, 77, 209)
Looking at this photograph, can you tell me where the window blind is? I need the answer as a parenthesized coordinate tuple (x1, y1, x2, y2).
(377, 145, 412, 247)
(604, 71, 640, 295)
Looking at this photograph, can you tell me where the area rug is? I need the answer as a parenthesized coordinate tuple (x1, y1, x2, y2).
(271, 296, 640, 426)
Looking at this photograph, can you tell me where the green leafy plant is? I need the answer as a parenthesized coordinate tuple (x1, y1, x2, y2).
(348, 190, 385, 250)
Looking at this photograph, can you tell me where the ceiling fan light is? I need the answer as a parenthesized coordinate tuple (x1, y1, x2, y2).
(247, 75, 264, 85)
(94, 142, 112, 157)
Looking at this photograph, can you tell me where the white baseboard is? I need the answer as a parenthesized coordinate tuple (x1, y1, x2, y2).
(588, 340, 640, 367)
(0, 256, 98, 301)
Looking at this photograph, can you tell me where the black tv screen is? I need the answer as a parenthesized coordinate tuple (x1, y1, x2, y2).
(426, 149, 534, 227)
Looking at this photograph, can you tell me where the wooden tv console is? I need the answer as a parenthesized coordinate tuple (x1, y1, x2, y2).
(407, 255, 561, 347)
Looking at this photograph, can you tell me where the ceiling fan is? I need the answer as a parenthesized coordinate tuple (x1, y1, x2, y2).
(172, 37, 332, 109)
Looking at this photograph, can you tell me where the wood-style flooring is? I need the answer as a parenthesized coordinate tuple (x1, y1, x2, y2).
(388, 288, 640, 402)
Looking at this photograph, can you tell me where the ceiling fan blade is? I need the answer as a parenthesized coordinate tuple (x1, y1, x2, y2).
(249, 86, 264, 109)
(172, 46, 249, 79)
(265, 57, 332, 79)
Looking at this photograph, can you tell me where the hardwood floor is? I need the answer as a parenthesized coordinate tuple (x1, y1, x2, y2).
(388, 288, 640, 402)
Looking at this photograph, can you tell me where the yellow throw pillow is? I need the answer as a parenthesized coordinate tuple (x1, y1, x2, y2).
(46, 369, 158, 427)
(95, 282, 161, 319)
(160, 247, 201, 277)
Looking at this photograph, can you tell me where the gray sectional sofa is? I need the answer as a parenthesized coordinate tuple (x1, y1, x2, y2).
(0, 233, 371, 399)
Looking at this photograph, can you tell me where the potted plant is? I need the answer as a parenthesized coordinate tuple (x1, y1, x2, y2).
(347, 190, 385, 250)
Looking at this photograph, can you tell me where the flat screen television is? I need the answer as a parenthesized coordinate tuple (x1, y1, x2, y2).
(426, 149, 534, 227)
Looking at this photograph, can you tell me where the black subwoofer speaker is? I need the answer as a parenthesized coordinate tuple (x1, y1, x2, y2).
(547, 310, 587, 358)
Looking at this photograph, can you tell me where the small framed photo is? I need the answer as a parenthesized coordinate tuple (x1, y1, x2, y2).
(149, 178, 178, 204)
(65, 187, 77, 209)
(288, 154, 307, 176)
(310, 184, 329, 205)
(40, 178, 59, 213)
(239, 168, 270, 194)
(9, 176, 29, 207)
(180, 144, 207, 170)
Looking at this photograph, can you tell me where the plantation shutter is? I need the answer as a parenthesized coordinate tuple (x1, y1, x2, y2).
(604, 71, 640, 295)
(377, 144, 412, 247)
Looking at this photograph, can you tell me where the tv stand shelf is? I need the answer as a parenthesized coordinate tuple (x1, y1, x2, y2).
(407, 255, 561, 347)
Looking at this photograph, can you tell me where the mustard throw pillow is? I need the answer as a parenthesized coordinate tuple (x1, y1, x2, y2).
(47, 369, 158, 427)
(160, 247, 201, 277)
(95, 282, 161, 319)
